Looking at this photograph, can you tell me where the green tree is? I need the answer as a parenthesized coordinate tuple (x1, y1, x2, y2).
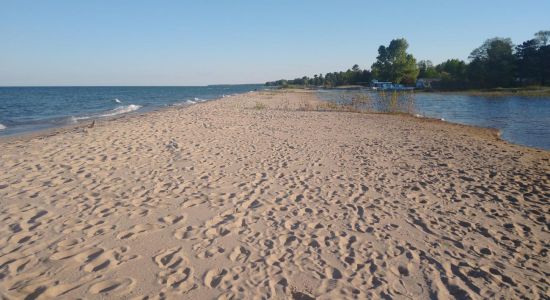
(436, 59, 467, 79)
(515, 39, 541, 84)
(468, 37, 516, 87)
(417, 60, 439, 78)
(540, 45, 550, 85)
(535, 30, 550, 46)
(435, 59, 468, 89)
(371, 38, 419, 84)
(360, 69, 372, 84)
(535, 30, 550, 85)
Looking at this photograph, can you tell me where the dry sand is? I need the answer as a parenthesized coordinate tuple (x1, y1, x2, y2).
(0, 90, 549, 299)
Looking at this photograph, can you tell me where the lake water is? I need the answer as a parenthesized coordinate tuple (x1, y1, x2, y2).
(1, 87, 549, 151)
(317, 90, 550, 150)
(0, 85, 264, 136)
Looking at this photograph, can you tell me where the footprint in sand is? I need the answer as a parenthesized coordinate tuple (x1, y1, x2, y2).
(195, 245, 225, 259)
(204, 268, 229, 289)
(88, 277, 135, 296)
(50, 245, 103, 261)
(153, 247, 196, 293)
(228, 246, 251, 263)
(174, 225, 200, 240)
(116, 223, 163, 240)
(50, 242, 138, 274)
(80, 246, 139, 273)
(158, 214, 186, 225)
(2, 273, 96, 299)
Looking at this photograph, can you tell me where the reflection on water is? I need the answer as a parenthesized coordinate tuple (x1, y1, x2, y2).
(317, 90, 550, 150)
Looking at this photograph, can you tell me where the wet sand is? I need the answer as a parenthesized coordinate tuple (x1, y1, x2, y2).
(0, 90, 549, 299)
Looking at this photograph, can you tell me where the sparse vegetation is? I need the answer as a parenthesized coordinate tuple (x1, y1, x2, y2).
(253, 102, 267, 110)
(257, 90, 416, 115)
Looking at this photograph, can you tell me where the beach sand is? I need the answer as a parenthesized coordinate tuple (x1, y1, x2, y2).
(0, 90, 549, 299)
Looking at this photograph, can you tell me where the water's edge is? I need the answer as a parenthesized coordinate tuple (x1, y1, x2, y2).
(316, 90, 550, 151)
(0, 93, 243, 143)
(0, 85, 265, 137)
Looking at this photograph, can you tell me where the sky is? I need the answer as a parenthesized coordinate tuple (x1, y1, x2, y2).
(1, 0, 549, 86)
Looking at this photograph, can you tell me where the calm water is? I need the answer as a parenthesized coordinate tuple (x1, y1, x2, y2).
(0, 85, 264, 136)
(317, 90, 550, 150)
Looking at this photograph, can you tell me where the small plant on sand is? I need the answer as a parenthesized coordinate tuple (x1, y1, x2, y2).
(253, 102, 267, 110)
(318, 90, 416, 114)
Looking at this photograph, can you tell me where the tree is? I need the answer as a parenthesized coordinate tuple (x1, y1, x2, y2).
(435, 59, 468, 89)
(360, 69, 372, 84)
(534, 30, 550, 85)
(417, 60, 439, 78)
(515, 39, 541, 84)
(436, 59, 467, 79)
(540, 45, 550, 85)
(468, 37, 516, 88)
(535, 30, 550, 46)
(266, 31, 548, 89)
(371, 38, 419, 84)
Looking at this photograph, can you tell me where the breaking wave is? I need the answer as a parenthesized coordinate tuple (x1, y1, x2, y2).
(73, 104, 142, 121)
(99, 104, 142, 117)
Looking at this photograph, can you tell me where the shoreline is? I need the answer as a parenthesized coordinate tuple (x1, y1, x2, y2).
(274, 85, 550, 97)
(0, 95, 228, 144)
(1, 90, 545, 152)
(1, 90, 549, 299)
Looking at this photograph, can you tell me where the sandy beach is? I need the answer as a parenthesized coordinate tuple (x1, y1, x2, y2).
(0, 90, 549, 299)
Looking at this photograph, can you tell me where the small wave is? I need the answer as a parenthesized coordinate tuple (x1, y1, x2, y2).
(72, 104, 142, 122)
(115, 98, 122, 103)
(194, 97, 200, 101)
(99, 104, 142, 117)
(73, 115, 90, 121)
(172, 100, 196, 106)
(0, 123, 6, 130)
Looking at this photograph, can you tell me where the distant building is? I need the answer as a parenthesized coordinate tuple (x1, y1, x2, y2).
(371, 80, 410, 90)
(416, 78, 441, 89)
(371, 80, 394, 90)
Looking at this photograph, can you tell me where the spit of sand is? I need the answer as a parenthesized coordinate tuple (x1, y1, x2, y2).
(0, 90, 548, 299)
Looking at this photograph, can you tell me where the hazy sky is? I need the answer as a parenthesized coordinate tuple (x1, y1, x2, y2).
(1, 0, 549, 86)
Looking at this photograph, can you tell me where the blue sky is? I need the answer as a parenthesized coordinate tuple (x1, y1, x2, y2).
(1, 0, 549, 86)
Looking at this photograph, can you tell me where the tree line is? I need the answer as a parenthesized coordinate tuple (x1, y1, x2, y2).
(265, 30, 550, 90)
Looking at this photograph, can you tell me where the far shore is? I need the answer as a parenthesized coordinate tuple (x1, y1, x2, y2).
(0, 90, 548, 299)
(271, 85, 550, 97)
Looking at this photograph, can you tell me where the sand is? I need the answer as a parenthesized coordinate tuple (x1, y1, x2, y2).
(0, 90, 549, 299)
